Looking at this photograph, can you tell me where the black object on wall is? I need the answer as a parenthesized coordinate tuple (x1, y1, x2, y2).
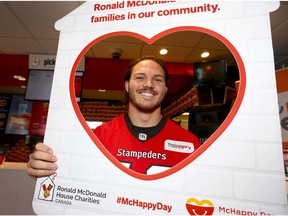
(188, 104, 225, 144)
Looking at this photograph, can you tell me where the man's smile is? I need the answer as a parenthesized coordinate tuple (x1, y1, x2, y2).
(139, 90, 157, 99)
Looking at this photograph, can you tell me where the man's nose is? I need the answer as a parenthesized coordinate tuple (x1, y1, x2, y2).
(144, 79, 154, 88)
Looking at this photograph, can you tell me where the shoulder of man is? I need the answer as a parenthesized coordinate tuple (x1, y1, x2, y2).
(165, 118, 201, 146)
(94, 113, 125, 134)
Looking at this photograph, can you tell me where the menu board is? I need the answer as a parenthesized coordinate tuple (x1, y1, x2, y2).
(5, 95, 33, 135)
(29, 102, 49, 136)
(25, 70, 54, 101)
(0, 95, 12, 134)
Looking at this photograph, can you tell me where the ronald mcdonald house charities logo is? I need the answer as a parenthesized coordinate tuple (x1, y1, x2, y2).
(38, 176, 55, 201)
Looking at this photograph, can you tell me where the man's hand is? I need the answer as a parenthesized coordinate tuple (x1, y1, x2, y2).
(27, 143, 58, 178)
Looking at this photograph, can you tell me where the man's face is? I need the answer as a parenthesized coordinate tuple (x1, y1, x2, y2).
(125, 60, 168, 112)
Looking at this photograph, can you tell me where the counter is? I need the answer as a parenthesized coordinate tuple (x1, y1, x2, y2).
(0, 162, 35, 215)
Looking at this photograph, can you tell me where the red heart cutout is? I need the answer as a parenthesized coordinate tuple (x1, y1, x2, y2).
(69, 26, 246, 180)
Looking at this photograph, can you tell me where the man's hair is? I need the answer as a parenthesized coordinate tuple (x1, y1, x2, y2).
(123, 55, 170, 86)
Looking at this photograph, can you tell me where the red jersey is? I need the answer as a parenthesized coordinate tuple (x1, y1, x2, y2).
(94, 114, 200, 174)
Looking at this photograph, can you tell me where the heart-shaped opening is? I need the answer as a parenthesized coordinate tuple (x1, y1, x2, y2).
(69, 26, 246, 181)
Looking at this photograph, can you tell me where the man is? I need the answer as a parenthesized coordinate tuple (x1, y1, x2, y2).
(27, 55, 200, 177)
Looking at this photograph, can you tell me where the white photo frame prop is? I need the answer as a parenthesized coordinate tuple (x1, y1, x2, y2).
(32, 1, 288, 215)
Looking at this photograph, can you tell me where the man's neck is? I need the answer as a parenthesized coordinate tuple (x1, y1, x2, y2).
(128, 104, 162, 128)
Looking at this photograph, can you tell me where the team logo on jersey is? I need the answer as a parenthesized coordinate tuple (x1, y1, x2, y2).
(164, 140, 194, 153)
(138, 133, 147, 141)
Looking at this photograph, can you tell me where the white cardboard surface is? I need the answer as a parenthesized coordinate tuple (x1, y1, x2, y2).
(32, 1, 288, 215)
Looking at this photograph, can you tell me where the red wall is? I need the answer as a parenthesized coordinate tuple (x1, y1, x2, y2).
(0, 54, 195, 96)
(83, 57, 195, 94)
(0, 54, 29, 86)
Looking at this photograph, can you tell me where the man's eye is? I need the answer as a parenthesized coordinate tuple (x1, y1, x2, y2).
(136, 76, 144, 80)
(155, 78, 164, 82)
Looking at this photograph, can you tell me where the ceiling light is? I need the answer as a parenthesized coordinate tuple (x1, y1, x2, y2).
(201, 52, 210, 58)
(98, 89, 106, 92)
(13, 75, 26, 81)
(159, 48, 168, 55)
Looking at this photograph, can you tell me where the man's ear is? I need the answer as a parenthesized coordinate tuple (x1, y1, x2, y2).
(125, 81, 129, 93)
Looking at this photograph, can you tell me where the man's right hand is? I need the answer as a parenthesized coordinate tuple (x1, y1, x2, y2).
(27, 143, 58, 179)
